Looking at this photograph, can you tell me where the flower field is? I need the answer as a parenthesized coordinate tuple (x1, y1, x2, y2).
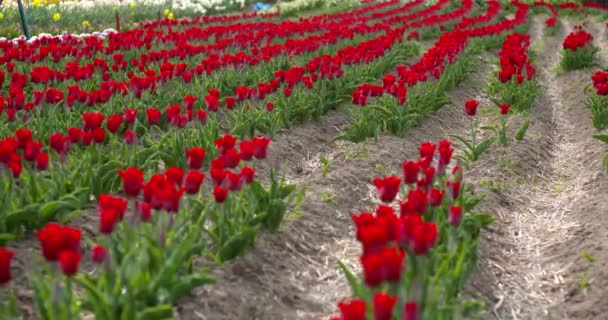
(1, 0, 608, 319)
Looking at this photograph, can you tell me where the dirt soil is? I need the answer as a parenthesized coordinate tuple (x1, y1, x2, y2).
(5, 17, 608, 320)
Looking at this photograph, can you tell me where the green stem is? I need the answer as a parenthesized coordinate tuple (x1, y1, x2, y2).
(17, 0, 30, 40)
(471, 117, 478, 158)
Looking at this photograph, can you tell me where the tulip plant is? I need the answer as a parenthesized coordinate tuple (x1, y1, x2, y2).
(588, 72, 608, 173)
(593, 134, 608, 174)
(486, 33, 538, 114)
(587, 71, 608, 130)
(332, 140, 491, 320)
(560, 26, 597, 71)
(449, 99, 496, 166)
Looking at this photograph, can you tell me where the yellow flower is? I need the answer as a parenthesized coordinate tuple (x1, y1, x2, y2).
(33, 0, 42, 7)
(129, 2, 137, 8)
(52, 12, 61, 22)
(168, 12, 174, 20)
(82, 20, 90, 27)
(0, 12, 3, 21)
(163, 8, 170, 16)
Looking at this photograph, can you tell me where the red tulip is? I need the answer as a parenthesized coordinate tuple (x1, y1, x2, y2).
(24, 140, 42, 161)
(240, 166, 255, 184)
(82, 131, 93, 146)
(92, 128, 106, 144)
(196, 109, 207, 124)
(266, 101, 275, 111)
(225, 96, 236, 110)
(186, 147, 206, 169)
(358, 222, 388, 255)
(337, 299, 366, 320)
(437, 140, 453, 167)
(15, 128, 32, 148)
(213, 186, 229, 203)
(183, 95, 197, 110)
(410, 221, 438, 255)
(403, 302, 419, 320)
(0, 247, 14, 284)
(35, 152, 49, 171)
(221, 148, 241, 168)
(361, 247, 405, 287)
(135, 201, 152, 222)
(402, 160, 419, 184)
(239, 140, 254, 161)
(49, 132, 69, 154)
(215, 134, 237, 154)
(67, 127, 83, 144)
(106, 114, 123, 133)
(499, 103, 510, 115)
(429, 188, 445, 207)
(124, 130, 136, 144)
(252, 136, 271, 159)
(82, 112, 104, 131)
(118, 167, 144, 196)
(146, 108, 161, 125)
(372, 292, 397, 320)
(373, 176, 401, 203)
(464, 99, 479, 116)
(449, 205, 463, 226)
(7, 160, 22, 178)
(99, 194, 128, 219)
(99, 208, 120, 234)
(208, 89, 220, 98)
(419, 141, 436, 160)
(92, 245, 107, 264)
(58, 250, 81, 276)
(447, 180, 461, 200)
(37, 223, 82, 261)
(165, 167, 184, 186)
(205, 94, 219, 111)
(209, 168, 227, 186)
(184, 170, 205, 194)
(283, 87, 292, 97)
(124, 108, 138, 124)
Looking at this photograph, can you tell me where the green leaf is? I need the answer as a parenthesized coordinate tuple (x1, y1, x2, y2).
(338, 260, 365, 298)
(171, 273, 216, 300)
(593, 134, 608, 144)
(136, 305, 174, 320)
(474, 136, 496, 158)
(74, 275, 113, 320)
(471, 212, 494, 226)
(515, 119, 530, 141)
(279, 184, 297, 199)
(38, 201, 62, 221)
(449, 134, 475, 152)
(6, 204, 41, 229)
(216, 227, 257, 263)
(262, 200, 288, 232)
(580, 252, 595, 263)
(0, 234, 16, 246)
